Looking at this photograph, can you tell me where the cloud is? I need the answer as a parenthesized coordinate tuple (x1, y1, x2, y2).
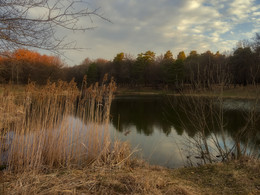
(228, 0, 256, 20)
(54, 0, 260, 65)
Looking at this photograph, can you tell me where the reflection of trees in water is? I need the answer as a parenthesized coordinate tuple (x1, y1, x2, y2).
(170, 97, 260, 148)
(110, 96, 173, 136)
(109, 96, 260, 146)
(109, 96, 214, 137)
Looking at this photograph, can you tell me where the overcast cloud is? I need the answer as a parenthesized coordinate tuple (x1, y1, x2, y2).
(56, 0, 260, 65)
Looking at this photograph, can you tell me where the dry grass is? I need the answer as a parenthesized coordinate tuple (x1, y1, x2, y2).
(1, 159, 259, 194)
(1, 80, 260, 194)
(172, 159, 260, 195)
(0, 160, 197, 195)
(0, 76, 134, 173)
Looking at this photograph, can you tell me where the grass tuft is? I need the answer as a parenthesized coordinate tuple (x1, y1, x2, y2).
(0, 77, 132, 173)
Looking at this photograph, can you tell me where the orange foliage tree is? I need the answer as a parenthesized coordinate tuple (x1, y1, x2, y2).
(0, 49, 63, 84)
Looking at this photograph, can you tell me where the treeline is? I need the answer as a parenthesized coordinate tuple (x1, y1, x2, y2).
(0, 49, 63, 84)
(0, 34, 259, 89)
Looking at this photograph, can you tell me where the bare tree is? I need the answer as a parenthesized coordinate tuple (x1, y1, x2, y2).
(0, 0, 107, 53)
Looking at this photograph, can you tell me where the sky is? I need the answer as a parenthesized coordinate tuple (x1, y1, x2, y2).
(51, 0, 260, 66)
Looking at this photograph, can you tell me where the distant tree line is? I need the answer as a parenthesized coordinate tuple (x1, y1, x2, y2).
(0, 49, 63, 84)
(0, 33, 259, 89)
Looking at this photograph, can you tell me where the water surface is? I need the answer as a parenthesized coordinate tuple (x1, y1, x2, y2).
(2, 95, 259, 168)
(108, 95, 260, 168)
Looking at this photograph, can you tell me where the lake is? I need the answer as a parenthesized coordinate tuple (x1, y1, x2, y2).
(1, 94, 260, 169)
(107, 95, 260, 168)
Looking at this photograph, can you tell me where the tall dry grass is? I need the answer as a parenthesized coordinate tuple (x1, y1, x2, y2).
(0, 76, 131, 173)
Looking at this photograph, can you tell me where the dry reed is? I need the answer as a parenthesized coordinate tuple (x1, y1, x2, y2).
(0, 76, 131, 173)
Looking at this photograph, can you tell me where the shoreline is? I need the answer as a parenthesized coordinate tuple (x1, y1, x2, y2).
(115, 86, 260, 100)
(1, 84, 259, 100)
(1, 159, 259, 195)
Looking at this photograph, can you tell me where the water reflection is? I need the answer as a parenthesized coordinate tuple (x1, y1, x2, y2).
(108, 95, 260, 167)
(110, 96, 174, 136)
(110, 96, 260, 141)
(67, 95, 260, 167)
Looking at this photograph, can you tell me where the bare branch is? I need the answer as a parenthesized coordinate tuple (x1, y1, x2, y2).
(0, 0, 109, 54)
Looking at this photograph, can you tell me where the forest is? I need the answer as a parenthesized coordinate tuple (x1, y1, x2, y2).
(0, 33, 259, 90)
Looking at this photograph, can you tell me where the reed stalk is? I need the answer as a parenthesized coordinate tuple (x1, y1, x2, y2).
(0, 76, 130, 173)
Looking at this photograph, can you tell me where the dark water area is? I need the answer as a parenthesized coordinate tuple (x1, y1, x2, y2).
(1, 95, 260, 169)
(108, 95, 260, 168)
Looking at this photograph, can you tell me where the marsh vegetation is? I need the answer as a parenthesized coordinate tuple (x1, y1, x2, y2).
(0, 72, 260, 195)
(0, 76, 135, 173)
